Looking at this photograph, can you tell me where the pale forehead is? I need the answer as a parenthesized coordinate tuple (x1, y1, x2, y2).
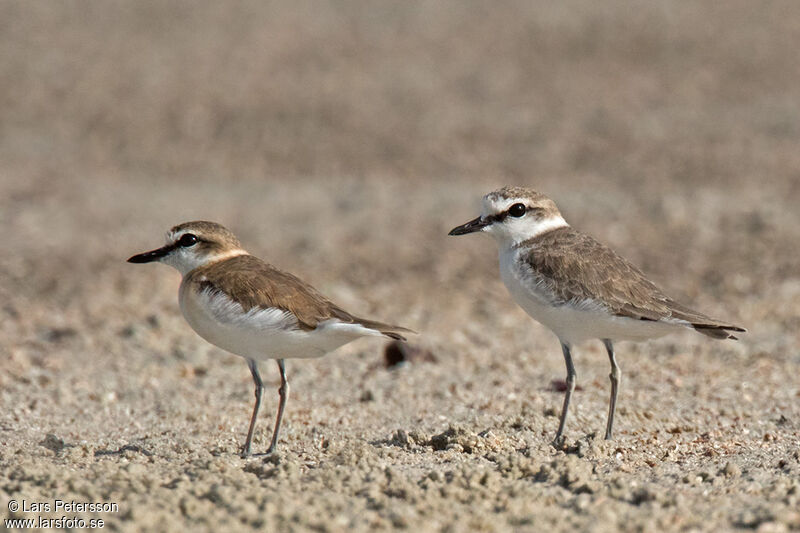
(166, 227, 190, 241)
(482, 194, 519, 214)
(165, 221, 240, 244)
(482, 187, 548, 213)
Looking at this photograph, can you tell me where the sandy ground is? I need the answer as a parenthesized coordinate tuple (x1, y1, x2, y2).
(2, 2, 800, 531)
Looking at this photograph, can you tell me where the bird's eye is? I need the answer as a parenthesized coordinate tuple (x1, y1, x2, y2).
(177, 233, 198, 247)
(508, 203, 526, 217)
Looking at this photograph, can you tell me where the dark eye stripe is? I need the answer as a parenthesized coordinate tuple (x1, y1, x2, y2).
(488, 205, 544, 223)
(481, 205, 544, 226)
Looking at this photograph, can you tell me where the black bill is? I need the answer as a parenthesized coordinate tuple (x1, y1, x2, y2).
(127, 244, 175, 263)
(448, 216, 490, 236)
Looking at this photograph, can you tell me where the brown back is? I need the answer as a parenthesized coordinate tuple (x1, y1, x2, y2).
(186, 255, 410, 338)
(520, 227, 742, 331)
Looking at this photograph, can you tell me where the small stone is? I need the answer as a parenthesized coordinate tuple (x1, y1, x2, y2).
(360, 389, 375, 402)
(40, 433, 66, 453)
(408, 430, 428, 444)
(428, 425, 477, 453)
(722, 462, 741, 478)
(384, 341, 437, 368)
(391, 429, 411, 448)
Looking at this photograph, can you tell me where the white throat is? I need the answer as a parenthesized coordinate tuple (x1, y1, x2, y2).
(486, 215, 569, 248)
(162, 248, 247, 276)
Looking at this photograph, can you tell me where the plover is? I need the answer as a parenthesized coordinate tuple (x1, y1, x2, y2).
(449, 187, 744, 444)
(128, 221, 411, 457)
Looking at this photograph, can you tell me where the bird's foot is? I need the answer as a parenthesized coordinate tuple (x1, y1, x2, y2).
(551, 434, 567, 450)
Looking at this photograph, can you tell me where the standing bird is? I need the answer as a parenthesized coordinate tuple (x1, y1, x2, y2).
(448, 187, 744, 445)
(128, 221, 411, 457)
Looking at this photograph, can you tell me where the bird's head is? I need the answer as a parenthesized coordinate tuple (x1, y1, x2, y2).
(449, 187, 568, 246)
(128, 221, 247, 275)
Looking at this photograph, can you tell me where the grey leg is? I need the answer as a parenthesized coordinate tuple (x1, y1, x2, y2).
(242, 358, 263, 458)
(553, 342, 576, 446)
(265, 359, 289, 454)
(603, 339, 620, 440)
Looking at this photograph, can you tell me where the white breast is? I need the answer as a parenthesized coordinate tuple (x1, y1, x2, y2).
(178, 281, 383, 361)
(498, 247, 678, 345)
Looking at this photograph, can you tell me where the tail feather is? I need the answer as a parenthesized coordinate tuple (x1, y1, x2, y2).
(691, 323, 746, 340)
(354, 317, 416, 342)
(664, 299, 745, 341)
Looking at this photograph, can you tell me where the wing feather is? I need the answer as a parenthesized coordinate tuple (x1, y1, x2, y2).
(521, 228, 744, 336)
(186, 255, 411, 337)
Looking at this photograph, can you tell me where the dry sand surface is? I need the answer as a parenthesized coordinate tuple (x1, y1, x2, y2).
(2, 2, 800, 531)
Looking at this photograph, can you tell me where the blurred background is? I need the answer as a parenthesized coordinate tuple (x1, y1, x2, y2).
(1, 1, 799, 531)
(2, 1, 798, 306)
